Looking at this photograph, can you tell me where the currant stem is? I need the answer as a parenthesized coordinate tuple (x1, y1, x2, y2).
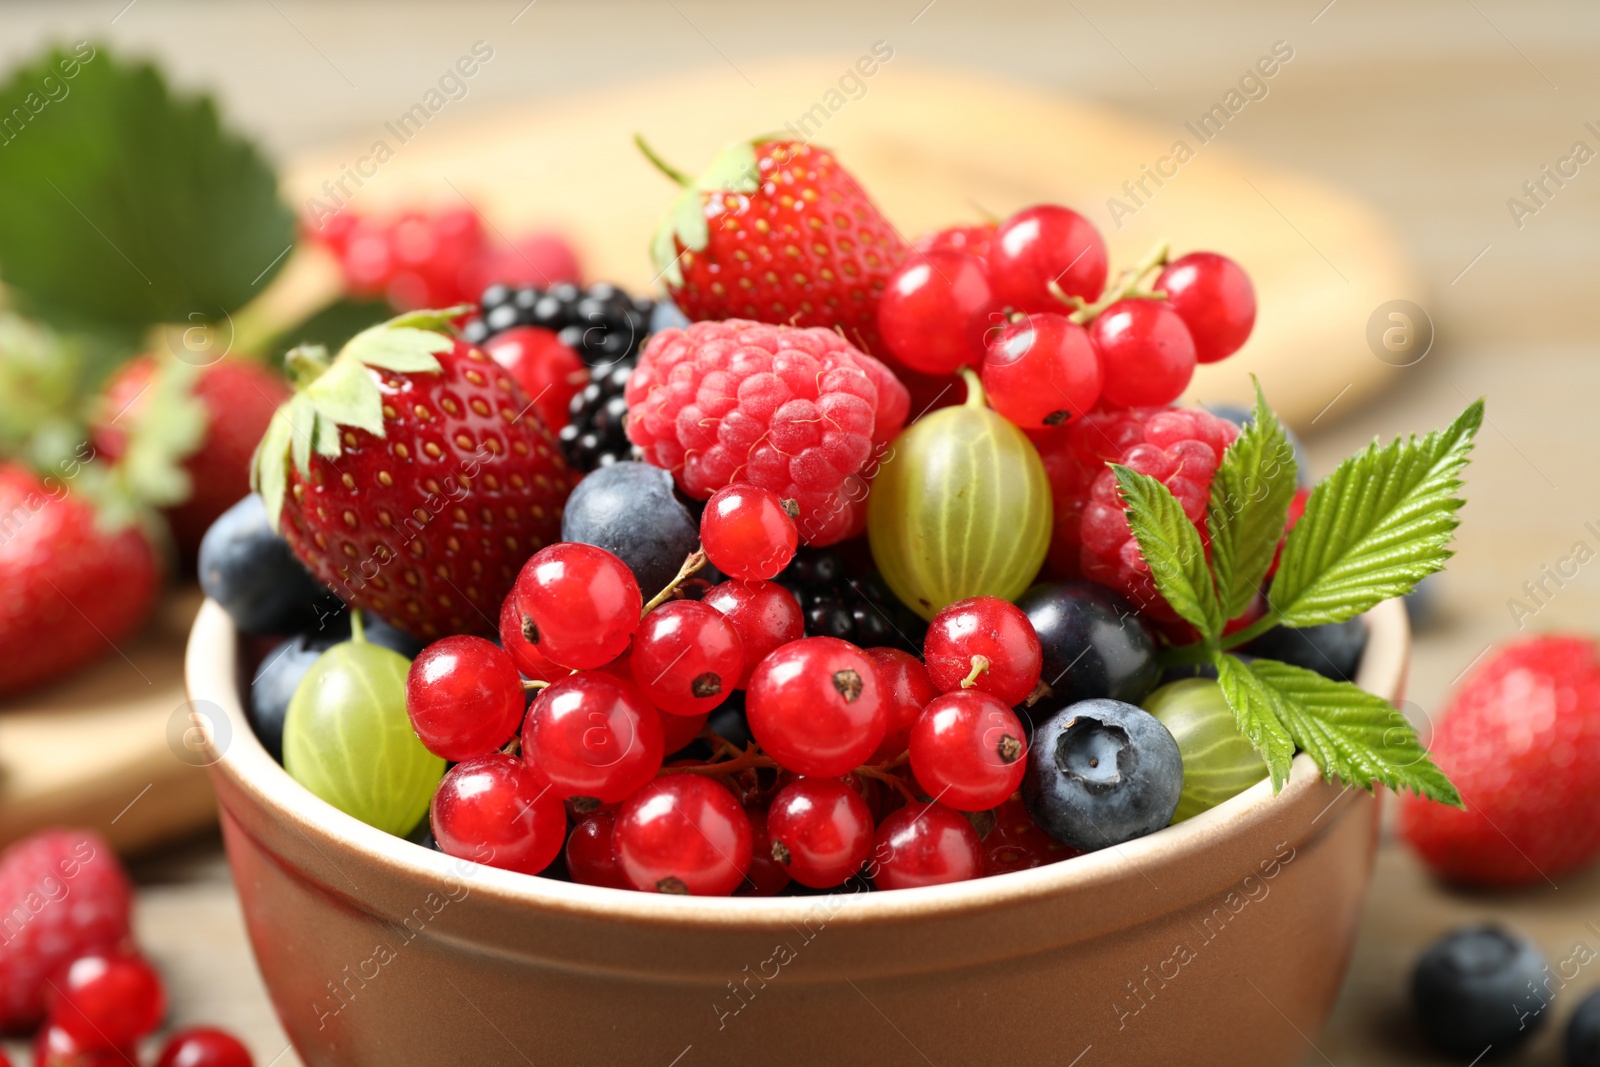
(634, 134, 692, 187)
(642, 549, 709, 616)
(855, 764, 919, 803)
(658, 745, 777, 778)
(1057, 239, 1173, 325)
(521, 678, 552, 691)
(960, 655, 991, 689)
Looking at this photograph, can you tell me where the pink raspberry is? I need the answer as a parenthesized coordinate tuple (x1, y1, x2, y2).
(1035, 406, 1238, 622)
(0, 829, 133, 1032)
(625, 320, 910, 546)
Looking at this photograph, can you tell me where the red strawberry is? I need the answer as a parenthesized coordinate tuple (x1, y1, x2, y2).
(642, 136, 908, 358)
(0, 463, 161, 696)
(253, 308, 575, 640)
(0, 829, 133, 1033)
(94, 357, 290, 562)
(1399, 636, 1600, 887)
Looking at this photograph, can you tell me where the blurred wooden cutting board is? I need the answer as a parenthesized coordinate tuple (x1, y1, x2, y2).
(0, 61, 1419, 855)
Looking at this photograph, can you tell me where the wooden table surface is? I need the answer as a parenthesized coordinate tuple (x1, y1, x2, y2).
(6, 2, 1600, 1064)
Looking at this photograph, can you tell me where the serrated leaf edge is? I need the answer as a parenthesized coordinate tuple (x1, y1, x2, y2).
(1207, 381, 1299, 620)
(1214, 652, 1295, 793)
(1113, 464, 1223, 638)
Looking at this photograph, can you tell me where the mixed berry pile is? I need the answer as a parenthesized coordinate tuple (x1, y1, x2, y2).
(200, 133, 1385, 900)
(0, 829, 253, 1066)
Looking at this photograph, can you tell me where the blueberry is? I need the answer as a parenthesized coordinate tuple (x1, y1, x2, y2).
(198, 495, 341, 634)
(1016, 582, 1161, 712)
(1411, 925, 1548, 1058)
(1242, 618, 1366, 681)
(1567, 989, 1600, 1067)
(1021, 698, 1183, 850)
(561, 462, 699, 597)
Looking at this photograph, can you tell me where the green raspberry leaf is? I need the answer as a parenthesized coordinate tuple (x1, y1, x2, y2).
(0, 45, 295, 338)
(1112, 464, 1222, 638)
(1270, 399, 1483, 627)
(1214, 653, 1295, 793)
(1207, 382, 1299, 620)
(1245, 659, 1462, 806)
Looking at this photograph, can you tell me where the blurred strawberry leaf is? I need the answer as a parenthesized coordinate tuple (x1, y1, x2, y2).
(0, 44, 294, 338)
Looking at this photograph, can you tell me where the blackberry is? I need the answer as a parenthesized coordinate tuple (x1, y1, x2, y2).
(464, 281, 653, 369)
(465, 282, 655, 473)
(560, 360, 639, 471)
(778, 547, 926, 655)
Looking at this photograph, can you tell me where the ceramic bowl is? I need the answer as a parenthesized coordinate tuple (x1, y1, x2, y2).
(185, 597, 1408, 1067)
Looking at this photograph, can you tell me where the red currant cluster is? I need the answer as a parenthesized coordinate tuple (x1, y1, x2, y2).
(309, 207, 581, 311)
(22, 953, 252, 1067)
(876, 205, 1256, 426)
(403, 486, 1078, 896)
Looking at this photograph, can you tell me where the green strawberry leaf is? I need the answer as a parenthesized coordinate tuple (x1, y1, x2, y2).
(647, 137, 761, 289)
(113, 356, 208, 508)
(1214, 653, 1295, 792)
(1207, 381, 1299, 620)
(343, 324, 453, 374)
(0, 45, 294, 338)
(303, 356, 384, 437)
(1245, 658, 1462, 806)
(250, 412, 294, 531)
(1112, 464, 1222, 638)
(1269, 400, 1483, 627)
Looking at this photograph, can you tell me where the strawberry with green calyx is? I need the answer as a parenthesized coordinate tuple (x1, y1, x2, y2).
(94, 354, 289, 563)
(252, 308, 574, 641)
(0, 459, 162, 696)
(641, 134, 908, 358)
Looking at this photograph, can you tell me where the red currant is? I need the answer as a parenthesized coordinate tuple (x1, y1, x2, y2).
(702, 579, 804, 688)
(658, 707, 709, 754)
(498, 593, 564, 682)
(1089, 298, 1197, 408)
(700, 484, 799, 580)
(987, 205, 1108, 313)
(483, 326, 587, 432)
(741, 804, 794, 896)
(983, 793, 1080, 876)
(631, 601, 744, 715)
(565, 809, 629, 890)
(511, 543, 642, 670)
(48, 951, 165, 1050)
(923, 596, 1043, 706)
(430, 753, 566, 874)
(767, 777, 875, 888)
(746, 637, 886, 777)
(876, 250, 995, 374)
(32, 1025, 131, 1067)
(981, 312, 1102, 428)
(1154, 251, 1256, 364)
(864, 647, 939, 762)
(614, 775, 752, 895)
(870, 801, 985, 890)
(913, 223, 996, 260)
(153, 1027, 255, 1067)
(522, 672, 664, 802)
(406, 636, 526, 761)
(910, 691, 1028, 811)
